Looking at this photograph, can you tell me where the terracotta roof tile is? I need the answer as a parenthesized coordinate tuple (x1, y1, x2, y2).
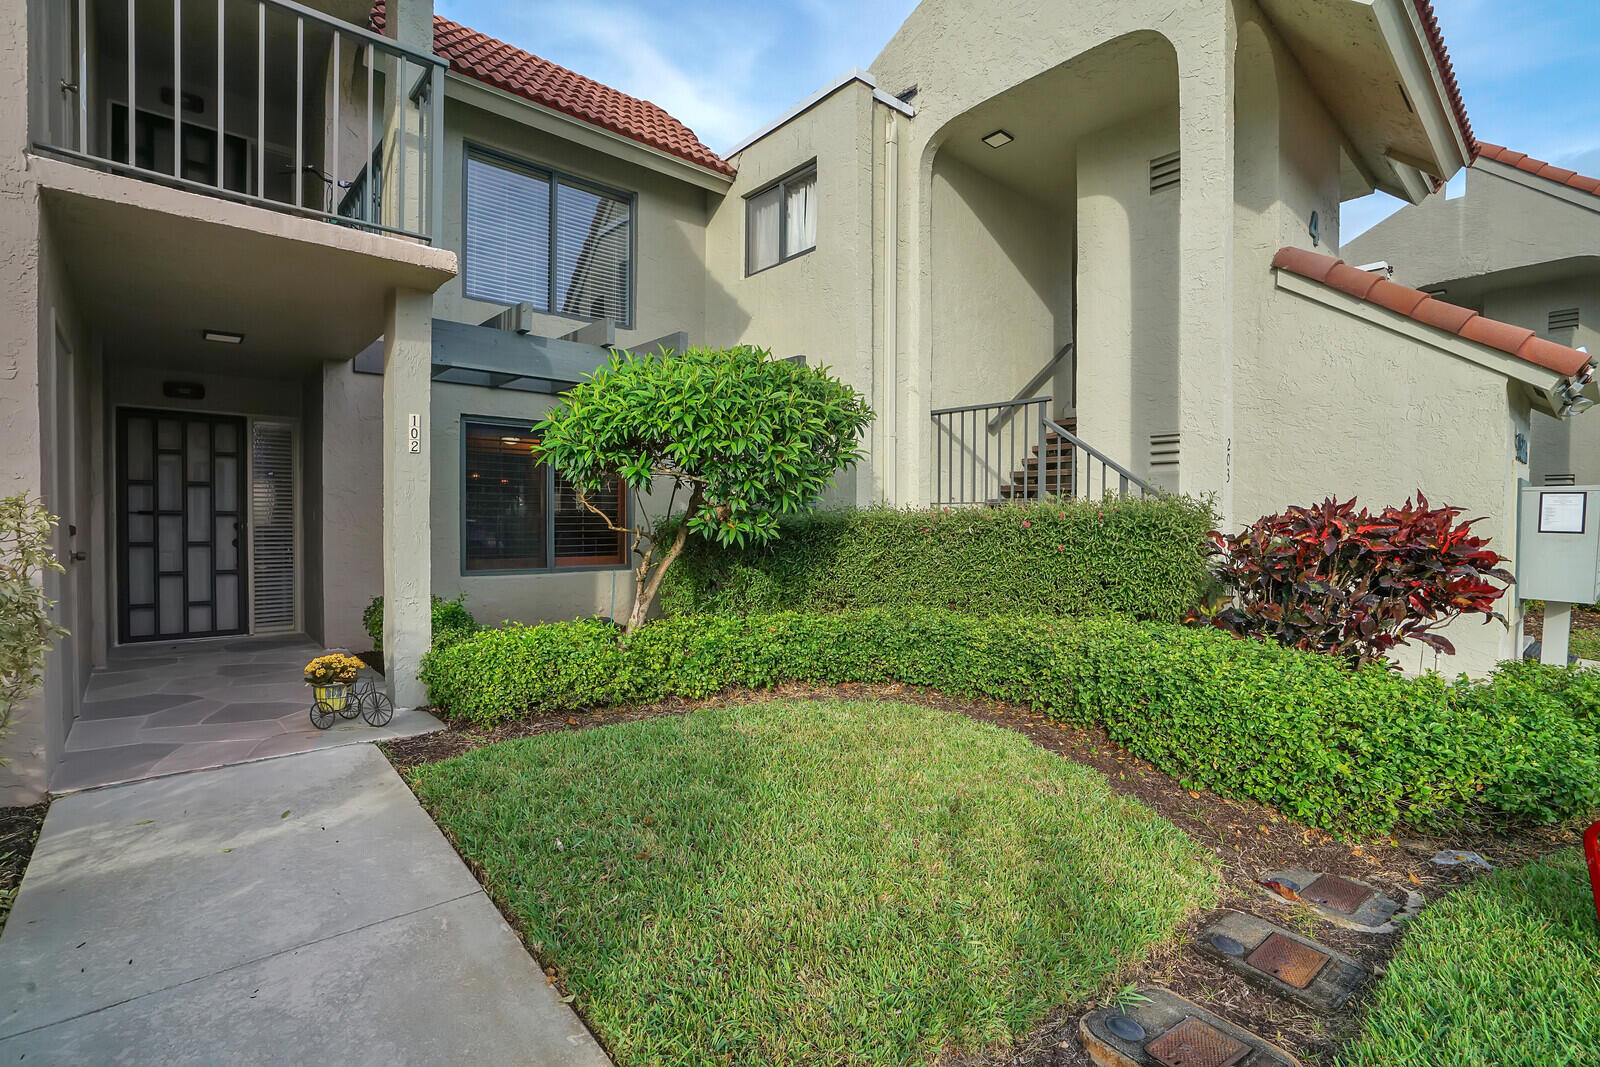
(1411, 0, 1473, 148)
(1475, 142, 1600, 201)
(370, 2, 732, 177)
(1272, 248, 1592, 379)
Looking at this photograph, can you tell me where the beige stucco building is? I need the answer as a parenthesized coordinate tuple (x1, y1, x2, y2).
(1344, 143, 1600, 488)
(3, 0, 1595, 800)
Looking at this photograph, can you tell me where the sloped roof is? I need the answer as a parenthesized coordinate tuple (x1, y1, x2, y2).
(1272, 247, 1591, 378)
(1474, 142, 1600, 199)
(1412, 0, 1473, 150)
(370, 2, 733, 177)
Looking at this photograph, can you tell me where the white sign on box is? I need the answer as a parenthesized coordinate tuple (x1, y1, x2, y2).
(1538, 491, 1586, 534)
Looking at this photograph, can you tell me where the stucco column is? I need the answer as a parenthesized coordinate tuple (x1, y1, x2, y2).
(1174, 27, 1237, 524)
(381, 288, 431, 707)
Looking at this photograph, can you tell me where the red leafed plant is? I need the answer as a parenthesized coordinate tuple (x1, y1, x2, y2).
(1189, 494, 1512, 668)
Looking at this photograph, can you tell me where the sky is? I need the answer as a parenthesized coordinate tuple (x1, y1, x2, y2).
(437, 0, 1600, 239)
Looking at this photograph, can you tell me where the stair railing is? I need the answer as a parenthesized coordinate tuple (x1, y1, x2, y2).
(930, 397, 1052, 506)
(1040, 416, 1161, 499)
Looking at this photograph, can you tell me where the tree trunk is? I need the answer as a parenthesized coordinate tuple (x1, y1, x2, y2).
(624, 487, 701, 634)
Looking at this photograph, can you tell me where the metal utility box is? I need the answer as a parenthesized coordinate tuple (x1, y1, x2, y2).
(1517, 485, 1600, 604)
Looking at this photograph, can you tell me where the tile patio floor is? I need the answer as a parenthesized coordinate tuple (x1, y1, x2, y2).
(52, 635, 443, 793)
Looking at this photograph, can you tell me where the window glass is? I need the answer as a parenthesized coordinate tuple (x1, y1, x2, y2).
(555, 180, 632, 324)
(784, 170, 817, 255)
(747, 185, 781, 274)
(553, 469, 627, 567)
(464, 155, 552, 309)
(463, 423, 545, 571)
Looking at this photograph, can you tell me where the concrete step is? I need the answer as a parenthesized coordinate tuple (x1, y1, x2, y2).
(1193, 909, 1369, 1013)
(1080, 986, 1300, 1067)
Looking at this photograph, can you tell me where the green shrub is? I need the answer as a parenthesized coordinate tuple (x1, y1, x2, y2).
(417, 609, 1600, 837)
(0, 494, 65, 747)
(659, 496, 1217, 623)
(361, 594, 478, 652)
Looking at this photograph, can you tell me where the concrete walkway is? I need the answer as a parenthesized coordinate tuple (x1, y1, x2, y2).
(0, 745, 611, 1065)
(54, 636, 443, 793)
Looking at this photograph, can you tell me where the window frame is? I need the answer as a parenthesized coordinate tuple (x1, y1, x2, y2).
(459, 415, 630, 576)
(461, 144, 637, 329)
(744, 160, 818, 276)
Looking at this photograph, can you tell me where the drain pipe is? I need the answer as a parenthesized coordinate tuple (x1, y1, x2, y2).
(882, 110, 899, 506)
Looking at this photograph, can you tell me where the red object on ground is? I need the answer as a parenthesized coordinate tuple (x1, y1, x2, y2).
(1586, 821, 1600, 929)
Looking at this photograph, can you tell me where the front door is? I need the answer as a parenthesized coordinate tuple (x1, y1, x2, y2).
(117, 409, 248, 642)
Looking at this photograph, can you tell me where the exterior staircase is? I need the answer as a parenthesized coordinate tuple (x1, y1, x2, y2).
(996, 417, 1077, 502)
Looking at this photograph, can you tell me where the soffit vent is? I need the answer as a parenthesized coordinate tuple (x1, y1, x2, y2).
(1149, 152, 1180, 194)
(1150, 431, 1180, 469)
(1549, 307, 1580, 333)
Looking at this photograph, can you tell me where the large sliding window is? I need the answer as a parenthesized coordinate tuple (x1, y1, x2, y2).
(746, 163, 817, 275)
(462, 419, 627, 573)
(463, 148, 634, 327)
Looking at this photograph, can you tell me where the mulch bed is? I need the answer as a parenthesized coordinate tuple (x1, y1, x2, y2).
(0, 801, 49, 937)
(1522, 604, 1600, 640)
(382, 686, 1587, 1067)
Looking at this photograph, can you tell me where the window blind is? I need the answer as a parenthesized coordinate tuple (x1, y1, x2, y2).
(464, 155, 551, 309)
(553, 470, 626, 566)
(555, 180, 632, 325)
(463, 424, 545, 571)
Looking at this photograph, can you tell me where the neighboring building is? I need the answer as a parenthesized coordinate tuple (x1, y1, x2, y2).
(1344, 144, 1600, 487)
(3, 0, 1595, 800)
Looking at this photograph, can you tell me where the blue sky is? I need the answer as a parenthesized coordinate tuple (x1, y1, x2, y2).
(437, 0, 1599, 238)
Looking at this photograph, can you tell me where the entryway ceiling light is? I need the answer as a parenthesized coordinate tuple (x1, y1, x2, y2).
(203, 329, 244, 344)
(982, 129, 1014, 149)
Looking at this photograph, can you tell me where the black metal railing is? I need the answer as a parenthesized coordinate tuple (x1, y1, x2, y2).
(31, 0, 445, 243)
(930, 398, 1160, 505)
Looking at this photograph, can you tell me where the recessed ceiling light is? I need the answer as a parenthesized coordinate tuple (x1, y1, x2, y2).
(203, 329, 244, 344)
(982, 129, 1014, 149)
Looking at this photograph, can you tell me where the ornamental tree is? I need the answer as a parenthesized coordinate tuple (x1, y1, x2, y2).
(1189, 494, 1511, 668)
(534, 345, 873, 634)
(0, 494, 65, 752)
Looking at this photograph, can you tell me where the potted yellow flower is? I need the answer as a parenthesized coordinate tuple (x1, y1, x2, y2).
(303, 653, 363, 712)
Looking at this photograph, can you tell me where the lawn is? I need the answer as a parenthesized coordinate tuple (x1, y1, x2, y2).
(1341, 849, 1600, 1066)
(1570, 627, 1600, 662)
(408, 699, 1219, 1065)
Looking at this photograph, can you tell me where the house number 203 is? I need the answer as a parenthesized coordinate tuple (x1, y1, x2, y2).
(408, 414, 422, 455)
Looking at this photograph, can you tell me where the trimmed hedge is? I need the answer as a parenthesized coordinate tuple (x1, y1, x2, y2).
(418, 609, 1600, 837)
(361, 594, 478, 653)
(658, 496, 1217, 623)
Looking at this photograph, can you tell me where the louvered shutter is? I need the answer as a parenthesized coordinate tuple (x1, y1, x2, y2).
(250, 422, 297, 632)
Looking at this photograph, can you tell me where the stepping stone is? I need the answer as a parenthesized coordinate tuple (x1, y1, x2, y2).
(1194, 909, 1368, 1012)
(1256, 868, 1421, 933)
(1080, 986, 1300, 1067)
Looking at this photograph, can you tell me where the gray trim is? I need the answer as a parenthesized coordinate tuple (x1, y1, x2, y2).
(432, 319, 614, 392)
(462, 143, 637, 329)
(458, 414, 630, 577)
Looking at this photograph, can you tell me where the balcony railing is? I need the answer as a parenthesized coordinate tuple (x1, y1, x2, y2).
(930, 398, 1160, 505)
(31, 0, 445, 243)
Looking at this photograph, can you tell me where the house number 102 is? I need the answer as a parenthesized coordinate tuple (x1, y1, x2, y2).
(408, 414, 422, 455)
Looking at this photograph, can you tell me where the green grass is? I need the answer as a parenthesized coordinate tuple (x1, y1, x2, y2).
(409, 699, 1219, 1065)
(1569, 628, 1600, 662)
(1341, 849, 1600, 1066)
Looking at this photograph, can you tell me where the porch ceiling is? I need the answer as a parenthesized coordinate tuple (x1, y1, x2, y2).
(36, 155, 456, 368)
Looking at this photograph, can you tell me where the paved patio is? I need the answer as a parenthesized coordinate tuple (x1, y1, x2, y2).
(0, 744, 611, 1064)
(53, 635, 443, 793)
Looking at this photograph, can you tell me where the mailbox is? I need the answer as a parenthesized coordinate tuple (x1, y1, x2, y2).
(1517, 485, 1600, 604)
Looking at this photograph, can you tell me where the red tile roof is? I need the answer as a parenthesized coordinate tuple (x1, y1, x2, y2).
(370, 2, 733, 177)
(1474, 142, 1600, 199)
(1411, 0, 1473, 150)
(1272, 247, 1591, 378)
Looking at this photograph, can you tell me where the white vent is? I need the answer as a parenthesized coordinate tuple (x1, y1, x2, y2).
(1545, 473, 1578, 487)
(1549, 307, 1580, 332)
(250, 422, 298, 632)
(1149, 152, 1180, 194)
(1150, 431, 1180, 469)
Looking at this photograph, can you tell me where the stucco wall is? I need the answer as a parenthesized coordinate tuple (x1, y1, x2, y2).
(1075, 107, 1180, 490)
(1247, 278, 1529, 675)
(435, 96, 711, 350)
(705, 80, 878, 506)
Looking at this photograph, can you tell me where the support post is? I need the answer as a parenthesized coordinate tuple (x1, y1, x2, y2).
(1541, 600, 1572, 666)
(382, 288, 432, 707)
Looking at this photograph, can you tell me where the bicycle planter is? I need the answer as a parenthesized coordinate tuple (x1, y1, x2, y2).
(308, 677, 394, 730)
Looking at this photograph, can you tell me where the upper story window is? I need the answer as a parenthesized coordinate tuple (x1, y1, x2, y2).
(746, 164, 817, 275)
(464, 149, 634, 327)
